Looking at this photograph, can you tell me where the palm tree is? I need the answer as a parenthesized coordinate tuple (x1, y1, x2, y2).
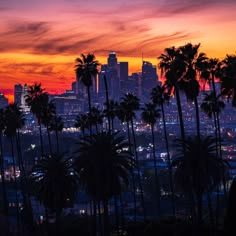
(220, 54, 236, 106)
(201, 92, 225, 119)
(73, 132, 134, 236)
(158, 46, 186, 141)
(151, 85, 176, 216)
(25, 83, 48, 157)
(75, 53, 100, 113)
(201, 91, 227, 218)
(178, 43, 207, 138)
(30, 153, 77, 225)
(48, 115, 64, 153)
(0, 108, 9, 233)
(141, 102, 161, 217)
(172, 135, 228, 224)
(103, 99, 119, 132)
(120, 93, 146, 219)
(75, 113, 90, 137)
(88, 106, 103, 133)
(41, 100, 56, 154)
(102, 74, 111, 131)
(4, 103, 26, 233)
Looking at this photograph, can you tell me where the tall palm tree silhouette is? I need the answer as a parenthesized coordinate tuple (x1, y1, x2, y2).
(4, 103, 25, 233)
(103, 99, 119, 132)
(119, 93, 146, 219)
(88, 106, 103, 133)
(48, 115, 64, 153)
(172, 135, 228, 224)
(179, 43, 207, 138)
(141, 102, 161, 217)
(220, 55, 236, 106)
(41, 100, 56, 154)
(75, 53, 100, 114)
(25, 83, 48, 157)
(73, 132, 134, 236)
(158, 46, 186, 141)
(151, 85, 176, 216)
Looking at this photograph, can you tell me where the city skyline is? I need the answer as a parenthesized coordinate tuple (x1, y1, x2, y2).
(0, 0, 236, 101)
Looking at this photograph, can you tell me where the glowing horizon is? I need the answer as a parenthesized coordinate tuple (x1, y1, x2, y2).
(1, 0, 236, 102)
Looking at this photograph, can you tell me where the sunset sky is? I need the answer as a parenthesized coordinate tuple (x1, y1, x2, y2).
(0, 0, 236, 102)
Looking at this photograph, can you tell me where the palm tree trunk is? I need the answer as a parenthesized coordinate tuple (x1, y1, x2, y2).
(194, 97, 201, 139)
(211, 74, 227, 196)
(175, 87, 185, 141)
(216, 112, 227, 197)
(93, 200, 97, 236)
(46, 126, 52, 155)
(39, 121, 44, 158)
(97, 201, 103, 236)
(206, 188, 215, 228)
(111, 118, 114, 133)
(87, 86, 92, 135)
(55, 130, 59, 154)
(0, 133, 10, 235)
(197, 192, 203, 225)
(16, 131, 34, 228)
(104, 75, 111, 133)
(114, 196, 120, 235)
(151, 125, 161, 217)
(127, 122, 137, 222)
(161, 104, 176, 217)
(10, 137, 21, 235)
(87, 86, 92, 113)
(119, 194, 125, 232)
(103, 199, 110, 236)
(130, 118, 146, 220)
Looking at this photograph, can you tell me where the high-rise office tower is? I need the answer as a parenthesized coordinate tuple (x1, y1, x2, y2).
(107, 52, 120, 100)
(14, 84, 23, 105)
(141, 61, 158, 101)
(118, 62, 128, 96)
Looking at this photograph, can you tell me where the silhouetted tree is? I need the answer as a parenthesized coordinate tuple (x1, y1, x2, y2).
(141, 102, 161, 216)
(151, 85, 176, 216)
(158, 46, 186, 141)
(25, 83, 48, 157)
(75, 113, 90, 137)
(30, 153, 77, 225)
(73, 132, 134, 236)
(48, 115, 64, 153)
(220, 54, 236, 106)
(172, 135, 228, 224)
(120, 93, 146, 219)
(75, 53, 100, 114)
(41, 100, 56, 154)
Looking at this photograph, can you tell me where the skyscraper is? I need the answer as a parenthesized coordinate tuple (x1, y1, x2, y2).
(14, 84, 23, 105)
(118, 62, 128, 96)
(107, 52, 120, 100)
(141, 61, 159, 101)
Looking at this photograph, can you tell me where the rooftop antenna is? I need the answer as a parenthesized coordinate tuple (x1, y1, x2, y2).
(142, 52, 144, 65)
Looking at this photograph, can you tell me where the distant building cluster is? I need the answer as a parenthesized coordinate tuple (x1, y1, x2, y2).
(10, 52, 159, 115)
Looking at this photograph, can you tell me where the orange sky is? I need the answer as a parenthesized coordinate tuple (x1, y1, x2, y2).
(0, 0, 236, 102)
